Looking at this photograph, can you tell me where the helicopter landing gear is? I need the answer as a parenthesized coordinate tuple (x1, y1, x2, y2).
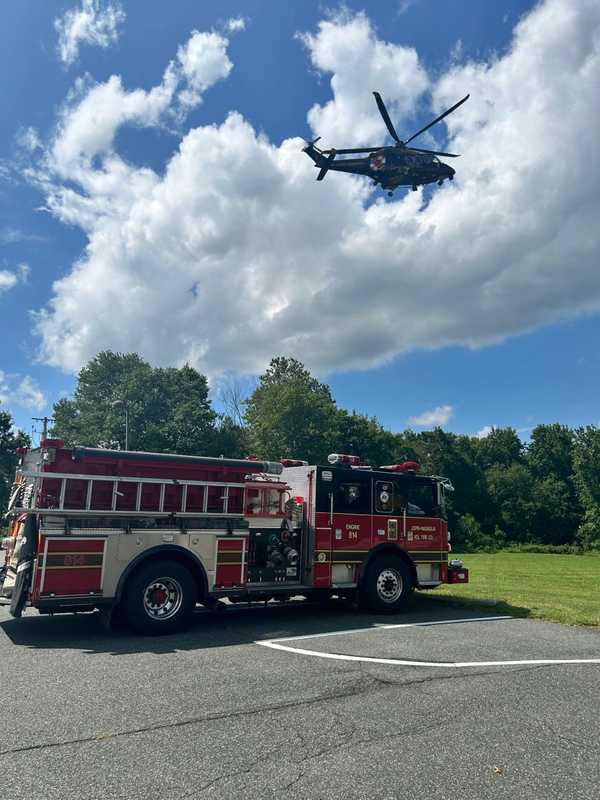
(411, 185, 418, 192)
(449, 174, 454, 181)
(437, 179, 444, 186)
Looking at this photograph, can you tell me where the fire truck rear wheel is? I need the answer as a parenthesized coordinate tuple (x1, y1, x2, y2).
(124, 560, 197, 635)
(361, 555, 413, 613)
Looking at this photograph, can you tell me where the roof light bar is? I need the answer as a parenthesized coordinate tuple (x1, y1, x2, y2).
(379, 461, 420, 473)
(280, 459, 309, 467)
(328, 453, 361, 466)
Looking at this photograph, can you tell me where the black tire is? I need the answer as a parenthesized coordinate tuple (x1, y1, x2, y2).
(123, 559, 197, 635)
(360, 554, 413, 614)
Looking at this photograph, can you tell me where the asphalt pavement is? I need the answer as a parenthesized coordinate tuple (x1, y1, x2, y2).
(0, 596, 598, 800)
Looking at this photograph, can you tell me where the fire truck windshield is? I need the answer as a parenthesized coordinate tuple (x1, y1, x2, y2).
(407, 483, 436, 517)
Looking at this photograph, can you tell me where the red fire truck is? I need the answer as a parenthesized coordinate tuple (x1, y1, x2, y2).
(1, 440, 467, 634)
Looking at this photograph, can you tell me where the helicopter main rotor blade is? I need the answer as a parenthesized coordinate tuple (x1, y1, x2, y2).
(404, 94, 470, 145)
(373, 92, 402, 144)
(408, 146, 461, 157)
(322, 147, 382, 154)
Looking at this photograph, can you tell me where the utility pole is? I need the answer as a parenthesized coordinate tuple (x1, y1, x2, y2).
(32, 416, 55, 443)
(111, 400, 129, 450)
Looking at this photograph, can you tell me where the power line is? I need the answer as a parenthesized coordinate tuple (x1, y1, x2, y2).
(32, 416, 55, 443)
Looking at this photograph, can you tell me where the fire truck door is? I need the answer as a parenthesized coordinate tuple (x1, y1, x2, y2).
(313, 487, 333, 588)
(329, 474, 372, 587)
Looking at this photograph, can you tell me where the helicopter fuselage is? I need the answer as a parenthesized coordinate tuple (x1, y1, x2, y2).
(304, 144, 455, 191)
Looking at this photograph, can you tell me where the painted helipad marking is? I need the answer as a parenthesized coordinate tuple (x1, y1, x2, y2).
(256, 616, 600, 668)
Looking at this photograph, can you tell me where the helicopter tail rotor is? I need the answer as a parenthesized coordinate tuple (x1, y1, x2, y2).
(302, 136, 321, 153)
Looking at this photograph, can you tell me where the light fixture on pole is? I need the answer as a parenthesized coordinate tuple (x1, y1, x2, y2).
(111, 399, 129, 450)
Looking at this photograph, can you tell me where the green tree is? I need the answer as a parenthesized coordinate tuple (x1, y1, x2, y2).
(475, 427, 524, 470)
(335, 410, 397, 467)
(525, 424, 581, 545)
(454, 513, 506, 552)
(52, 352, 223, 455)
(485, 462, 535, 542)
(572, 426, 600, 548)
(527, 424, 576, 483)
(245, 357, 339, 462)
(1, 410, 30, 515)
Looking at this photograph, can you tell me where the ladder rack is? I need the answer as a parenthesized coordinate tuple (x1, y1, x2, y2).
(8, 471, 246, 518)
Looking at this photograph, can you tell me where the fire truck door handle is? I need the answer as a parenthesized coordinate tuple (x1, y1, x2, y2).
(329, 493, 334, 526)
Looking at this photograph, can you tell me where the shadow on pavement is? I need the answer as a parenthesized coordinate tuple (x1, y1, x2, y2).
(0, 593, 526, 657)
(418, 591, 531, 619)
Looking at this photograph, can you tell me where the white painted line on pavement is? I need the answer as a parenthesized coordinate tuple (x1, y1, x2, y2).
(255, 616, 600, 668)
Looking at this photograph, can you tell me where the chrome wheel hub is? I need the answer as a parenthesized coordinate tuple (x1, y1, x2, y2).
(376, 567, 403, 603)
(143, 577, 183, 620)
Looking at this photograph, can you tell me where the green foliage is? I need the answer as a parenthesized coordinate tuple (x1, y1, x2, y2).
(335, 410, 397, 467)
(475, 426, 524, 469)
(528, 423, 575, 482)
(454, 513, 506, 552)
(52, 352, 232, 456)
(572, 426, 600, 548)
(504, 543, 584, 554)
(245, 357, 339, 463)
(0, 410, 30, 514)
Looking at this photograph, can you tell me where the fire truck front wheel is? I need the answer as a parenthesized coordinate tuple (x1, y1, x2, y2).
(361, 555, 413, 613)
(123, 560, 197, 635)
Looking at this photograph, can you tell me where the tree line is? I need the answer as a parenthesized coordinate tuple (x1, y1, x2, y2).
(2, 351, 599, 551)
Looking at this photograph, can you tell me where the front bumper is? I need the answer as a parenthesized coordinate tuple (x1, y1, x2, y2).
(447, 559, 469, 583)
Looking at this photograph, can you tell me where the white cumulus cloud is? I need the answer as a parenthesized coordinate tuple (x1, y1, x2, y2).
(55, 0, 125, 66)
(27, 0, 600, 383)
(0, 263, 29, 294)
(299, 10, 429, 147)
(175, 30, 233, 112)
(407, 405, 454, 428)
(0, 372, 46, 411)
(475, 425, 494, 439)
(225, 17, 247, 34)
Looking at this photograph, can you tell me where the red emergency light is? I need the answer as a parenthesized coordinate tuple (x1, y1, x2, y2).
(280, 458, 309, 467)
(380, 461, 420, 473)
(328, 453, 361, 466)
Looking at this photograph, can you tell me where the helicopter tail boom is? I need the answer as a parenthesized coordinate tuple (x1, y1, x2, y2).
(302, 139, 337, 180)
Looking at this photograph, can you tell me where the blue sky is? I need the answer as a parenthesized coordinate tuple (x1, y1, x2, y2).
(1, 0, 599, 444)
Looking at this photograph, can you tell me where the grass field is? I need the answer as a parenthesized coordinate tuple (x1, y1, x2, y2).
(419, 552, 600, 626)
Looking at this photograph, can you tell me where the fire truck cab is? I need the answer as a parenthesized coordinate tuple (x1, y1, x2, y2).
(1, 443, 467, 635)
(281, 454, 465, 607)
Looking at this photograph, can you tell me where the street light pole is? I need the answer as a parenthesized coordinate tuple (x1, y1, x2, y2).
(111, 399, 129, 450)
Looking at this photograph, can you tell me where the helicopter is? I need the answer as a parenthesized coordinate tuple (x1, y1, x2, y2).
(303, 91, 469, 196)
